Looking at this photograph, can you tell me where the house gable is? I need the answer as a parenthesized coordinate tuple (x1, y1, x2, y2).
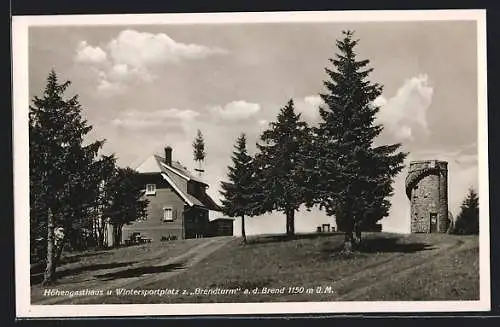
(135, 147, 222, 212)
(136, 156, 162, 173)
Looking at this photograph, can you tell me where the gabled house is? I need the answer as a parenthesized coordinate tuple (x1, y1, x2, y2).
(122, 146, 233, 243)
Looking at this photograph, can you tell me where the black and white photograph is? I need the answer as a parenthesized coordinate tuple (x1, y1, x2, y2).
(12, 9, 489, 317)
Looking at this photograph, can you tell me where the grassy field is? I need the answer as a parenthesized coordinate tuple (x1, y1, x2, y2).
(31, 232, 479, 304)
(31, 237, 212, 303)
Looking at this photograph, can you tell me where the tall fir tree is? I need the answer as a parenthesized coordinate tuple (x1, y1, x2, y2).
(220, 134, 254, 244)
(193, 129, 206, 176)
(314, 31, 407, 252)
(453, 188, 479, 235)
(253, 99, 312, 237)
(29, 70, 108, 284)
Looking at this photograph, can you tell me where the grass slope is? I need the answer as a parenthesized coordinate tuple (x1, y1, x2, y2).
(35, 232, 479, 304)
(30, 238, 209, 303)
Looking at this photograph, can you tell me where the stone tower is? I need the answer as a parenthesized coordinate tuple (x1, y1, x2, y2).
(405, 160, 449, 233)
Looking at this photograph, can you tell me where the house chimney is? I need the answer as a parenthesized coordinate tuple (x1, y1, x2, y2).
(164, 146, 172, 166)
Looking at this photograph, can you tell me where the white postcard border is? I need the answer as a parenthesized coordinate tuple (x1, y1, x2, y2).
(12, 9, 490, 318)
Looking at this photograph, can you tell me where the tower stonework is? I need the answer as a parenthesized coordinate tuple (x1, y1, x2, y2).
(405, 160, 449, 233)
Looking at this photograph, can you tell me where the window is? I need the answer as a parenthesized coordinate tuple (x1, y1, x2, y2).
(145, 184, 156, 195)
(163, 207, 174, 222)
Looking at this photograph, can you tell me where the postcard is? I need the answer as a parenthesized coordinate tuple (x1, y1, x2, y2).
(12, 9, 489, 318)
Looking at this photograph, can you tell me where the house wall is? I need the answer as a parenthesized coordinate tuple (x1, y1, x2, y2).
(208, 219, 234, 236)
(184, 207, 210, 238)
(122, 173, 187, 242)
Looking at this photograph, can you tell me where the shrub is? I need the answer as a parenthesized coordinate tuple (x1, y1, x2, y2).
(160, 235, 178, 242)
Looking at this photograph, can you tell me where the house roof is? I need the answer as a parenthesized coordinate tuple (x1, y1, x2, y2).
(209, 210, 234, 222)
(135, 155, 161, 174)
(135, 154, 221, 211)
(136, 155, 207, 185)
(155, 155, 208, 185)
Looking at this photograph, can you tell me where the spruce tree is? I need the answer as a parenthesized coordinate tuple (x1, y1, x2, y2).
(253, 99, 312, 237)
(29, 70, 107, 284)
(220, 134, 254, 244)
(314, 31, 407, 252)
(193, 129, 206, 176)
(453, 188, 479, 235)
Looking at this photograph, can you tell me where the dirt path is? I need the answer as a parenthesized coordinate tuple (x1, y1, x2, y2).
(33, 236, 236, 305)
(32, 234, 476, 305)
(334, 236, 472, 300)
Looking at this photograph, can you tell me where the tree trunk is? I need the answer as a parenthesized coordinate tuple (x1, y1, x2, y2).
(92, 216, 98, 247)
(343, 229, 354, 254)
(241, 215, 246, 244)
(111, 224, 123, 247)
(353, 221, 362, 249)
(342, 216, 355, 255)
(340, 201, 355, 254)
(42, 209, 56, 285)
(118, 226, 122, 245)
(198, 160, 203, 177)
(112, 224, 119, 247)
(68, 230, 77, 251)
(98, 218, 105, 248)
(286, 209, 295, 238)
(54, 234, 67, 267)
(94, 216, 104, 248)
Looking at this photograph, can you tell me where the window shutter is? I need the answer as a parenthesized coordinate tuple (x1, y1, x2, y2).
(173, 209, 178, 220)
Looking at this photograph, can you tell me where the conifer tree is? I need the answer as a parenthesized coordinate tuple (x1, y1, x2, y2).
(193, 129, 206, 176)
(253, 99, 312, 237)
(29, 70, 108, 284)
(314, 31, 407, 252)
(453, 188, 479, 235)
(220, 134, 254, 244)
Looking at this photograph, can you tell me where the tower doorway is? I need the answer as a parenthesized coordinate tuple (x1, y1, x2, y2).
(430, 212, 438, 233)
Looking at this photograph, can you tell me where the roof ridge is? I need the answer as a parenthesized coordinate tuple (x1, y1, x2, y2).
(153, 154, 208, 185)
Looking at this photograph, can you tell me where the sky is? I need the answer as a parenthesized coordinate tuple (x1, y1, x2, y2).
(28, 20, 480, 234)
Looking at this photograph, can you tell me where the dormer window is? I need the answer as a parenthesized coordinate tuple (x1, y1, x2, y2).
(145, 184, 156, 195)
